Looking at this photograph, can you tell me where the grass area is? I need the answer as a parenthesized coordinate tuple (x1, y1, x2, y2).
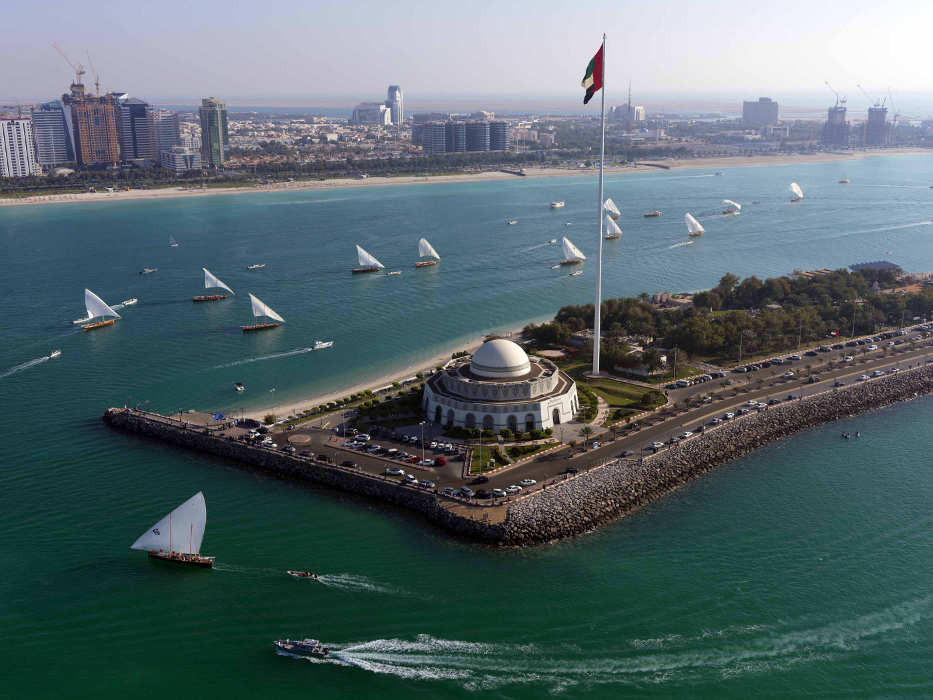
(638, 365, 702, 384)
(505, 441, 560, 460)
(470, 445, 509, 474)
(559, 360, 667, 412)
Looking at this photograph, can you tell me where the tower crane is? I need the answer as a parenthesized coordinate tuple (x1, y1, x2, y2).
(857, 84, 884, 108)
(52, 43, 85, 86)
(86, 51, 100, 97)
(824, 80, 846, 108)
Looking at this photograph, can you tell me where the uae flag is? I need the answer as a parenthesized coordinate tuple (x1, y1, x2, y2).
(581, 44, 604, 104)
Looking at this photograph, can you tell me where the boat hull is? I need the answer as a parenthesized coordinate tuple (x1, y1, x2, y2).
(148, 551, 215, 568)
(559, 259, 583, 266)
(352, 267, 381, 274)
(604, 234, 621, 240)
(791, 197, 802, 203)
(242, 323, 280, 332)
(643, 212, 661, 218)
(688, 233, 703, 238)
(193, 294, 228, 302)
(415, 260, 437, 267)
(83, 319, 115, 332)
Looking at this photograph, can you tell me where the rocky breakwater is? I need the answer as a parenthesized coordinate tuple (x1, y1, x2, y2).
(102, 408, 508, 543)
(502, 364, 933, 545)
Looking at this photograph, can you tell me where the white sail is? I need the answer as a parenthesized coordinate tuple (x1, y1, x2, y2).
(723, 199, 741, 211)
(417, 237, 440, 260)
(131, 492, 206, 555)
(790, 182, 804, 199)
(203, 268, 235, 294)
(248, 293, 285, 323)
(84, 288, 120, 320)
(684, 213, 705, 235)
(603, 198, 621, 217)
(606, 216, 622, 235)
(561, 236, 586, 260)
(356, 244, 384, 269)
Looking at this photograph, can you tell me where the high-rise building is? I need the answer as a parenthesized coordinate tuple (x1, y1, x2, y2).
(470, 110, 493, 121)
(742, 97, 779, 127)
(0, 118, 39, 177)
(821, 105, 850, 147)
(465, 121, 490, 151)
(351, 102, 392, 125)
(118, 97, 154, 161)
(445, 121, 466, 152)
(151, 110, 181, 167)
(489, 121, 510, 151)
(64, 83, 121, 166)
(865, 106, 889, 146)
(199, 97, 228, 168)
(422, 122, 447, 154)
(612, 103, 645, 126)
(160, 146, 201, 174)
(31, 101, 75, 167)
(385, 85, 403, 126)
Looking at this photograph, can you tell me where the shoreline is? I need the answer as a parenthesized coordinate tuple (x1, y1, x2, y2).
(2, 148, 928, 209)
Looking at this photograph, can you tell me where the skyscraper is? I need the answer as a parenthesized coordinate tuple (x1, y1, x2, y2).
(742, 97, 779, 127)
(865, 106, 889, 146)
(31, 101, 75, 167)
(445, 121, 466, 152)
(489, 121, 510, 151)
(821, 104, 850, 147)
(0, 118, 39, 177)
(199, 97, 228, 168)
(118, 97, 154, 161)
(350, 102, 391, 125)
(422, 122, 447, 154)
(63, 83, 121, 166)
(151, 110, 181, 167)
(465, 121, 490, 151)
(385, 85, 403, 126)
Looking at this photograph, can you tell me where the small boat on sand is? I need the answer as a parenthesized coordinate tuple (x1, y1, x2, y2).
(559, 237, 586, 265)
(194, 268, 234, 302)
(274, 639, 329, 658)
(287, 570, 318, 579)
(131, 492, 215, 568)
(643, 210, 661, 218)
(247, 264, 265, 270)
(352, 245, 384, 274)
(415, 238, 440, 268)
(242, 293, 284, 332)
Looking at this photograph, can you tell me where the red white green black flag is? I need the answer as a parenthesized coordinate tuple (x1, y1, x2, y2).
(581, 44, 604, 104)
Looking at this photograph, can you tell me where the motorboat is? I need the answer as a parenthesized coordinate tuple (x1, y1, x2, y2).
(139, 268, 158, 275)
(643, 210, 661, 218)
(234, 382, 245, 392)
(287, 570, 318, 579)
(48, 349, 62, 359)
(247, 264, 266, 270)
(385, 270, 402, 276)
(120, 298, 138, 307)
(274, 639, 329, 658)
(839, 178, 850, 184)
(550, 201, 565, 209)
(507, 220, 518, 225)
(569, 270, 583, 277)
(314, 341, 333, 350)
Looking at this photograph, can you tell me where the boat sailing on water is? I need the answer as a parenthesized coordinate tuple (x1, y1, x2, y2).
(274, 638, 329, 658)
(550, 201, 565, 209)
(722, 199, 741, 215)
(287, 570, 318, 579)
(169, 235, 179, 248)
(604, 215, 622, 240)
(352, 244, 384, 274)
(130, 491, 214, 568)
(603, 197, 621, 220)
(48, 349, 62, 359)
(314, 340, 333, 350)
(139, 267, 157, 275)
(790, 182, 804, 202)
(415, 237, 440, 267)
(80, 289, 121, 331)
(242, 293, 285, 332)
(643, 210, 661, 218)
(194, 268, 235, 302)
(247, 263, 265, 270)
(559, 236, 586, 265)
(685, 212, 705, 238)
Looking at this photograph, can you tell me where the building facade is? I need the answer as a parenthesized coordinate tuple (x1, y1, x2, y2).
(465, 121, 490, 151)
(118, 97, 154, 161)
(0, 118, 39, 177)
(199, 97, 228, 168)
(351, 102, 391, 126)
(422, 122, 447, 154)
(489, 121, 510, 151)
(64, 84, 121, 166)
(151, 110, 181, 167)
(445, 121, 466, 152)
(160, 146, 201, 174)
(865, 106, 889, 146)
(742, 97, 779, 127)
(822, 105, 850, 146)
(31, 101, 75, 167)
(422, 339, 579, 432)
(385, 85, 403, 126)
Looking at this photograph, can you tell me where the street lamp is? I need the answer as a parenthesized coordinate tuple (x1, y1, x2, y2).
(419, 421, 426, 464)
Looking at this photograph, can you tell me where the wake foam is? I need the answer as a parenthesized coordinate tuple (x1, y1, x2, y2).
(669, 240, 694, 249)
(316, 573, 410, 596)
(212, 346, 317, 369)
(0, 354, 54, 380)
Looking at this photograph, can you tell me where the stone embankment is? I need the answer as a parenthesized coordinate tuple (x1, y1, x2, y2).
(503, 364, 933, 545)
(104, 364, 933, 546)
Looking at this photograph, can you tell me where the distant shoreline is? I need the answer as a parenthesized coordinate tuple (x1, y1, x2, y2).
(2, 148, 928, 209)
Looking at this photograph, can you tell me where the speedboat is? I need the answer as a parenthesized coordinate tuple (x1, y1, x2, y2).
(643, 210, 662, 218)
(550, 201, 565, 209)
(234, 382, 245, 392)
(385, 270, 401, 276)
(139, 268, 157, 275)
(287, 570, 318, 579)
(839, 178, 850, 184)
(507, 220, 518, 225)
(274, 638, 329, 658)
(247, 264, 266, 270)
(549, 239, 557, 244)
(569, 270, 583, 277)
(48, 349, 62, 359)
(314, 341, 333, 350)
(121, 298, 138, 307)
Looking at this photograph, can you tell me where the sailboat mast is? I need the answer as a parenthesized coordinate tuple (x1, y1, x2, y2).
(169, 512, 172, 554)
(593, 33, 606, 375)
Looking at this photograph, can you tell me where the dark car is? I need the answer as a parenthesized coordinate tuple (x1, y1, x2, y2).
(618, 450, 633, 457)
(564, 466, 579, 474)
(474, 489, 493, 499)
(807, 375, 820, 383)
(832, 343, 844, 350)
(804, 350, 818, 356)
(341, 460, 357, 468)
(471, 475, 490, 485)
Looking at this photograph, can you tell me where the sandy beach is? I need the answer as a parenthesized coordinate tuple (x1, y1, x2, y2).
(2, 148, 928, 209)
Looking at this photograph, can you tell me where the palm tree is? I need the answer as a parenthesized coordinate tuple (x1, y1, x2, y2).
(580, 425, 594, 446)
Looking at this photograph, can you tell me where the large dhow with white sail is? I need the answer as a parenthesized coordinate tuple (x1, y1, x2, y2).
(603, 197, 621, 220)
(789, 182, 804, 202)
(722, 199, 741, 215)
(194, 268, 235, 302)
(131, 492, 214, 568)
(415, 237, 440, 267)
(685, 212, 705, 238)
(81, 289, 121, 331)
(604, 215, 622, 240)
(242, 293, 285, 332)
(353, 244, 385, 274)
(560, 236, 586, 265)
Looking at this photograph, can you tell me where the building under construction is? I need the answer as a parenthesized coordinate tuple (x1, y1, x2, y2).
(64, 84, 121, 166)
(821, 104, 850, 147)
(865, 106, 890, 146)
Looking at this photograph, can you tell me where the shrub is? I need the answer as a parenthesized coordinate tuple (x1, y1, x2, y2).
(530, 429, 544, 440)
(392, 381, 401, 388)
(416, 371, 424, 379)
(263, 414, 276, 425)
(499, 428, 513, 441)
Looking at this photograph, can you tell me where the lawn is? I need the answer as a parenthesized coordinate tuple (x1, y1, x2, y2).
(470, 445, 508, 474)
(560, 360, 666, 410)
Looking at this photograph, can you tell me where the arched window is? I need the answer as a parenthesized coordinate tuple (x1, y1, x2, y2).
(525, 413, 536, 432)
(507, 415, 518, 432)
(435, 406, 442, 423)
(552, 407, 561, 425)
(482, 414, 494, 431)
(465, 413, 476, 429)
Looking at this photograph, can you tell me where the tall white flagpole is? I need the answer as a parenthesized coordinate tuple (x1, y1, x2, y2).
(592, 33, 606, 375)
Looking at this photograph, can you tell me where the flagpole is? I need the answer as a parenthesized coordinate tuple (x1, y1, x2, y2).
(592, 33, 606, 376)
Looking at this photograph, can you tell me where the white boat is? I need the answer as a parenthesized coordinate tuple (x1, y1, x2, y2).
(549, 239, 557, 244)
(353, 245, 384, 274)
(559, 237, 586, 265)
(603, 197, 621, 220)
(120, 298, 138, 307)
(243, 293, 285, 332)
(790, 182, 804, 202)
(569, 270, 583, 277)
(81, 288, 121, 332)
(314, 340, 333, 350)
(131, 492, 214, 568)
(722, 199, 741, 215)
(169, 235, 179, 248)
(685, 212, 705, 238)
(605, 215, 622, 240)
(247, 264, 266, 270)
(507, 220, 518, 225)
(415, 237, 440, 268)
(550, 201, 565, 209)
(48, 349, 62, 359)
(234, 382, 245, 392)
(385, 270, 402, 276)
(194, 268, 235, 302)
(139, 267, 157, 275)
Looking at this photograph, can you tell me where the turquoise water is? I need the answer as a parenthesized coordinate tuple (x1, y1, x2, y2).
(2, 155, 933, 697)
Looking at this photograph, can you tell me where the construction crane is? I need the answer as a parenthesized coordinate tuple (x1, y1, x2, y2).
(857, 84, 885, 108)
(52, 43, 85, 86)
(824, 80, 846, 108)
(86, 51, 100, 96)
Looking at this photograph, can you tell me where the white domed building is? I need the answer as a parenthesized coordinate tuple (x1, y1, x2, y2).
(423, 338, 579, 432)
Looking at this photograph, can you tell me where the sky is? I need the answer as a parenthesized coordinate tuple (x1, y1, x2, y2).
(5, 0, 933, 115)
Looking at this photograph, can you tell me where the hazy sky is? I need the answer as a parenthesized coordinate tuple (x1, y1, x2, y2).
(5, 0, 932, 111)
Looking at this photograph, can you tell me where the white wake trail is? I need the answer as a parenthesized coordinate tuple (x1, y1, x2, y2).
(669, 240, 694, 249)
(212, 347, 316, 369)
(315, 573, 410, 596)
(0, 354, 54, 380)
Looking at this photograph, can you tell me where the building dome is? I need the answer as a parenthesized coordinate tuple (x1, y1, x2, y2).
(470, 339, 531, 379)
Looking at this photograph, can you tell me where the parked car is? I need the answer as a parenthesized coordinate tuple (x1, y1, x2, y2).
(418, 479, 435, 489)
(783, 371, 795, 378)
(807, 375, 820, 384)
(651, 441, 665, 449)
(724, 412, 735, 419)
(459, 487, 474, 498)
(418, 459, 434, 466)
(833, 380, 845, 387)
(506, 484, 522, 494)
(491, 488, 507, 498)
(385, 467, 404, 476)
(433, 456, 446, 467)
(441, 487, 456, 497)
(679, 431, 694, 439)
(843, 355, 854, 362)
(591, 441, 600, 450)
(404, 474, 417, 483)
(518, 478, 537, 487)
(475, 489, 492, 499)
(341, 460, 357, 468)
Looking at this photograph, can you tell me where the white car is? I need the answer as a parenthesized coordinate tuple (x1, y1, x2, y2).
(519, 479, 536, 487)
(385, 467, 404, 476)
(418, 459, 433, 466)
(651, 441, 665, 449)
(591, 441, 600, 449)
(404, 474, 417, 483)
(867, 344, 878, 351)
(506, 484, 522, 494)
(783, 371, 795, 378)
(859, 374, 870, 381)
(679, 431, 694, 439)
(843, 355, 854, 362)
(492, 488, 507, 498)
(724, 412, 735, 419)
